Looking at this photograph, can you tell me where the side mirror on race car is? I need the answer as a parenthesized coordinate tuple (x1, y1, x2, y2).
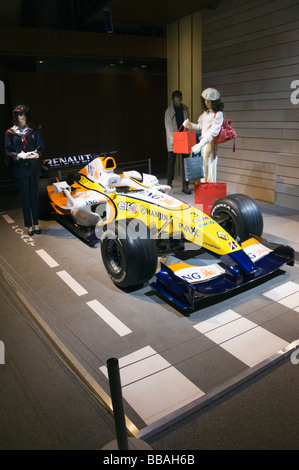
(53, 181, 71, 194)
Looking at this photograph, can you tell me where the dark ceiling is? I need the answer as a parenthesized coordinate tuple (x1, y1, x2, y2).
(0, 0, 221, 74)
(0, 0, 220, 36)
(79, 0, 219, 35)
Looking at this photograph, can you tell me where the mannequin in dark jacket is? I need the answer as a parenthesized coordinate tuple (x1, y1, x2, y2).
(5, 105, 45, 235)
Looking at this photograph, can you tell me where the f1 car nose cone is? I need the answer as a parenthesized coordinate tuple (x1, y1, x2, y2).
(229, 249, 256, 274)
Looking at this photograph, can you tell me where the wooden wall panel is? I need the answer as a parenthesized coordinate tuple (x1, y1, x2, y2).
(8, 72, 66, 156)
(166, 12, 203, 178)
(0, 26, 167, 60)
(7, 72, 167, 172)
(179, 16, 192, 111)
(167, 22, 179, 103)
(192, 12, 203, 122)
(167, 12, 202, 119)
(202, 0, 299, 208)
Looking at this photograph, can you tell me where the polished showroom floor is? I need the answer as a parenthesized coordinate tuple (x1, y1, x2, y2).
(1, 181, 299, 450)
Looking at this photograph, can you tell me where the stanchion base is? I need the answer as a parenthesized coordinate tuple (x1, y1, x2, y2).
(102, 437, 152, 450)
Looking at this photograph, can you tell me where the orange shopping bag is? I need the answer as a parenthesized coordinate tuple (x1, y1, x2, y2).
(173, 128, 196, 154)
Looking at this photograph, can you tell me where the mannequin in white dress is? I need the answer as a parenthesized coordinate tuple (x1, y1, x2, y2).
(183, 88, 224, 183)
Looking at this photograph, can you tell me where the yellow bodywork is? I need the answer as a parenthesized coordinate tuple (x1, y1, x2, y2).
(46, 156, 241, 256)
(77, 176, 241, 257)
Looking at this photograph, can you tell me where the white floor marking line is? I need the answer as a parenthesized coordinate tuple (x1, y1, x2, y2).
(263, 281, 299, 302)
(194, 309, 240, 334)
(2, 214, 14, 224)
(56, 270, 88, 296)
(193, 309, 289, 368)
(100, 346, 205, 426)
(263, 281, 299, 310)
(35, 249, 59, 268)
(117, 346, 154, 367)
(276, 292, 299, 310)
(87, 299, 132, 337)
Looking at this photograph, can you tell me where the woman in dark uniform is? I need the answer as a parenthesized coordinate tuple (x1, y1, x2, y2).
(5, 105, 45, 235)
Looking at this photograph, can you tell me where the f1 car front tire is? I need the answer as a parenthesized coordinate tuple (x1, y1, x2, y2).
(100, 218, 157, 289)
(210, 194, 263, 243)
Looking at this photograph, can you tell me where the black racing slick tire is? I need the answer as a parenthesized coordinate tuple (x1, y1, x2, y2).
(210, 194, 263, 243)
(100, 218, 158, 289)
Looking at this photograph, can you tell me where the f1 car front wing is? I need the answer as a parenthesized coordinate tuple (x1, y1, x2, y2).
(151, 238, 295, 311)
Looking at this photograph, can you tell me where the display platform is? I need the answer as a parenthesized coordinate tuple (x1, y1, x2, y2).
(1, 202, 299, 439)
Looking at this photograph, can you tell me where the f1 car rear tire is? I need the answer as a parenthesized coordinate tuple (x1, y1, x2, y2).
(100, 218, 157, 289)
(210, 194, 263, 243)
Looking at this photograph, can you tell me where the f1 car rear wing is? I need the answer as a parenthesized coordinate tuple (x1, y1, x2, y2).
(41, 151, 152, 183)
(41, 151, 118, 182)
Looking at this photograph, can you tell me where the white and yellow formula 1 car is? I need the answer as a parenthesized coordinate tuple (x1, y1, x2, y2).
(40, 155, 294, 310)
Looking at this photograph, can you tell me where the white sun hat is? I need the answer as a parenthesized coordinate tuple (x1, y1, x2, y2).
(201, 88, 220, 101)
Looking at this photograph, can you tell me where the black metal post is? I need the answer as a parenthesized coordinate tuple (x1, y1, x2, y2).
(106, 357, 129, 450)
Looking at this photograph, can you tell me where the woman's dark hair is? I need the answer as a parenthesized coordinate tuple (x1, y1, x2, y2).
(13, 110, 31, 126)
(201, 97, 224, 113)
